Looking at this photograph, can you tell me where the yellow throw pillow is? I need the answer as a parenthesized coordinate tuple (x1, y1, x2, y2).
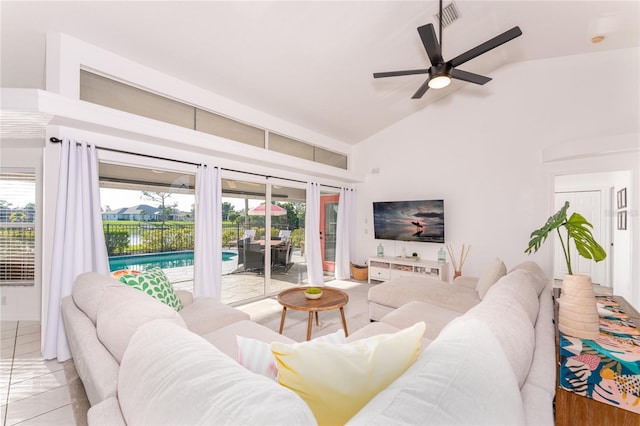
(271, 322, 425, 426)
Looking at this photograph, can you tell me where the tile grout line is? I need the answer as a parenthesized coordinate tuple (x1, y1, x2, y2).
(3, 323, 19, 426)
(7, 388, 72, 426)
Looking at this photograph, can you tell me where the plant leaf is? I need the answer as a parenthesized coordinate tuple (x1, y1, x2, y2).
(565, 213, 607, 262)
(525, 201, 569, 254)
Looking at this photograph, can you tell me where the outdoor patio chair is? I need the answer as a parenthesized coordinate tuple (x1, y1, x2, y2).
(272, 241, 293, 273)
(243, 242, 264, 272)
(278, 230, 291, 241)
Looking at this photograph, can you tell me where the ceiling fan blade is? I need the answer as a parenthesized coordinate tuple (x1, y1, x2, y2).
(450, 68, 492, 85)
(373, 69, 429, 79)
(411, 79, 431, 99)
(449, 26, 522, 68)
(417, 24, 443, 66)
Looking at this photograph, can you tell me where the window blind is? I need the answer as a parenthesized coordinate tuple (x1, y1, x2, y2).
(0, 171, 36, 285)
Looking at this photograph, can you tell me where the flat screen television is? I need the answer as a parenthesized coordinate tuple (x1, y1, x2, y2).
(373, 199, 445, 243)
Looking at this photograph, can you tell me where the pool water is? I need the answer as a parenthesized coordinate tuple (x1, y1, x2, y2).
(109, 250, 237, 271)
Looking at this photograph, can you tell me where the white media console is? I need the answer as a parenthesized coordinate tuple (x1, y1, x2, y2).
(368, 256, 448, 283)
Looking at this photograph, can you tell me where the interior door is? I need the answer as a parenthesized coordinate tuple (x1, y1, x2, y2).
(319, 195, 339, 272)
(554, 191, 608, 285)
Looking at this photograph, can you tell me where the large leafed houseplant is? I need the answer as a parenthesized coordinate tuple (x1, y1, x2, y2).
(524, 201, 606, 274)
(525, 201, 606, 340)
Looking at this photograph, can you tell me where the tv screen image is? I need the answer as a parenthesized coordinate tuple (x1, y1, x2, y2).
(373, 199, 444, 243)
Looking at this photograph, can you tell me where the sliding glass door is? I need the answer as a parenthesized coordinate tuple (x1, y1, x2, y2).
(220, 179, 267, 303)
(268, 184, 307, 293)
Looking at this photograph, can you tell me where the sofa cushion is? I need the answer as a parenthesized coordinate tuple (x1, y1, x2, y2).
(380, 300, 462, 340)
(179, 297, 249, 335)
(201, 319, 293, 360)
(118, 267, 183, 311)
(368, 275, 481, 314)
(271, 322, 425, 426)
(237, 329, 346, 380)
(463, 297, 535, 388)
(475, 257, 507, 299)
(96, 285, 187, 363)
(483, 270, 541, 326)
(510, 261, 547, 295)
(510, 259, 546, 277)
(118, 320, 316, 425)
(346, 318, 525, 425)
(345, 321, 400, 341)
(72, 272, 124, 324)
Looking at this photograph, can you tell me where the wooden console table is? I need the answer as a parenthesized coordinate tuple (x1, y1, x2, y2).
(554, 289, 640, 425)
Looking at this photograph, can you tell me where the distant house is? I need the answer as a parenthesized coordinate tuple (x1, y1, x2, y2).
(102, 204, 161, 221)
(168, 211, 191, 221)
(101, 207, 126, 221)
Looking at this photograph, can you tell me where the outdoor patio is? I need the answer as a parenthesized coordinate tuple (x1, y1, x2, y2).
(165, 247, 334, 305)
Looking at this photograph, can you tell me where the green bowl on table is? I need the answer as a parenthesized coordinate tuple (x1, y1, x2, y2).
(304, 287, 323, 299)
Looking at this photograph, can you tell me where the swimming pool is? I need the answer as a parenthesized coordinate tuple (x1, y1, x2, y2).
(109, 250, 237, 271)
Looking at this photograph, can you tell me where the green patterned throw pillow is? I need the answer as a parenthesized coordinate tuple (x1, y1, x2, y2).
(119, 267, 183, 311)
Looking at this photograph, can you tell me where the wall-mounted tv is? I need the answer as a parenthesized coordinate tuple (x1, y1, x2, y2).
(373, 199, 445, 243)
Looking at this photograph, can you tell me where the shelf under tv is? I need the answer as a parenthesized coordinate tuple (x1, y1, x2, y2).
(368, 256, 448, 283)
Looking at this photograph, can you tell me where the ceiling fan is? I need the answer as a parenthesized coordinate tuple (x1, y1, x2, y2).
(373, 0, 522, 99)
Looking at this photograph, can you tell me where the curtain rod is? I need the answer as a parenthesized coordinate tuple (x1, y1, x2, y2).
(49, 137, 346, 190)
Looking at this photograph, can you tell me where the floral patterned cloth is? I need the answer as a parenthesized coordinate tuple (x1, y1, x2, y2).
(559, 295, 640, 414)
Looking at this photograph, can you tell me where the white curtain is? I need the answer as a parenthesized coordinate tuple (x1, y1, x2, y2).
(305, 182, 324, 286)
(44, 139, 109, 361)
(335, 188, 356, 280)
(194, 164, 222, 299)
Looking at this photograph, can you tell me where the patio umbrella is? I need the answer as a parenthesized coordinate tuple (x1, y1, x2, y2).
(248, 204, 287, 216)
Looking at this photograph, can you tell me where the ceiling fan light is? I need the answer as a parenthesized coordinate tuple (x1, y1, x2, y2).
(428, 74, 451, 89)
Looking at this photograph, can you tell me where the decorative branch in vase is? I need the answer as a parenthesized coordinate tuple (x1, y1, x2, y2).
(446, 243, 470, 279)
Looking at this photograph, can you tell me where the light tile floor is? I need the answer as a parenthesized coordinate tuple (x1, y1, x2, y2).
(1, 321, 74, 426)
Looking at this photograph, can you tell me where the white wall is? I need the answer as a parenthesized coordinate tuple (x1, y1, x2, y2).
(353, 48, 639, 310)
(0, 143, 43, 321)
(554, 171, 633, 299)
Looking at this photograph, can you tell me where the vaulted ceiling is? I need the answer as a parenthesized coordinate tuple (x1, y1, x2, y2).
(1, 1, 638, 144)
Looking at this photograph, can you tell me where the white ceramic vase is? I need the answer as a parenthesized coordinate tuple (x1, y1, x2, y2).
(558, 274, 600, 340)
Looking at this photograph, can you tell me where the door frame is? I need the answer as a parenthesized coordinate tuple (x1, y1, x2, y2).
(319, 194, 339, 272)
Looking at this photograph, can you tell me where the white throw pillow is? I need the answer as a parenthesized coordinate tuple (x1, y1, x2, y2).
(475, 258, 507, 299)
(237, 328, 345, 380)
(271, 322, 425, 426)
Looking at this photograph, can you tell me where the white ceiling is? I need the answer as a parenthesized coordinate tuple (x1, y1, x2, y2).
(1, 1, 638, 145)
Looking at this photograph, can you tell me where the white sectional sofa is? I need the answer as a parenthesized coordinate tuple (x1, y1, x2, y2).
(63, 261, 555, 425)
(368, 257, 509, 321)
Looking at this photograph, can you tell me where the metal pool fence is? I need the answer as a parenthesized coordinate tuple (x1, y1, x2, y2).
(103, 223, 246, 256)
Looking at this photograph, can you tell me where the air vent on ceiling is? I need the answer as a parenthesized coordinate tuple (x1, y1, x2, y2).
(435, 2, 460, 28)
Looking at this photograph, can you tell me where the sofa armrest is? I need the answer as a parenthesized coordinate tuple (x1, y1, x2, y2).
(454, 276, 479, 289)
(87, 397, 126, 426)
(176, 290, 194, 306)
